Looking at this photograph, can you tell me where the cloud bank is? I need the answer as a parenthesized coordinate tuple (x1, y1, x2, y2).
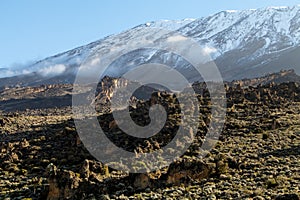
(0, 63, 68, 78)
(37, 64, 66, 77)
(0, 68, 31, 78)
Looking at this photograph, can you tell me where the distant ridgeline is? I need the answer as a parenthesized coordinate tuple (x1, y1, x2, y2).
(1, 70, 300, 113)
(229, 69, 300, 87)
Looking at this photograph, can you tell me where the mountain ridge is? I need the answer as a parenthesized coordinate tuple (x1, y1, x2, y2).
(1, 5, 300, 87)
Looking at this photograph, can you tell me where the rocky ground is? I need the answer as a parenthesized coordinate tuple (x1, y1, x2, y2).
(0, 76, 299, 200)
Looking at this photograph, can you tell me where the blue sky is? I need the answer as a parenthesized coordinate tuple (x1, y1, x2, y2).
(1, 0, 300, 69)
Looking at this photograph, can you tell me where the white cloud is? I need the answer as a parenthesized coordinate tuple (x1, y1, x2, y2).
(0, 69, 15, 78)
(0, 60, 37, 78)
(37, 64, 66, 77)
(0, 62, 69, 78)
(203, 46, 217, 55)
(167, 35, 187, 43)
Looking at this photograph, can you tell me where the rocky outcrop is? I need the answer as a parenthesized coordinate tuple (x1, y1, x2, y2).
(230, 69, 300, 87)
(1, 75, 300, 199)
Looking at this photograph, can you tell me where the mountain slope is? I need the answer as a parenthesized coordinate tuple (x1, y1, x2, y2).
(1, 5, 300, 87)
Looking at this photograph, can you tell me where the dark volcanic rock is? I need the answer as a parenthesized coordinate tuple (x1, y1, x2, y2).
(0, 73, 300, 199)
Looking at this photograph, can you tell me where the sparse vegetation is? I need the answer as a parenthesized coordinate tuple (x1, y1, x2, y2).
(0, 77, 299, 199)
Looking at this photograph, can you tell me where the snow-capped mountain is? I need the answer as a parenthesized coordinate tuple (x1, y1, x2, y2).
(179, 6, 300, 56)
(1, 5, 300, 87)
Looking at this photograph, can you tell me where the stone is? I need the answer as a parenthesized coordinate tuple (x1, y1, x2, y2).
(275, 194, 299, 200)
